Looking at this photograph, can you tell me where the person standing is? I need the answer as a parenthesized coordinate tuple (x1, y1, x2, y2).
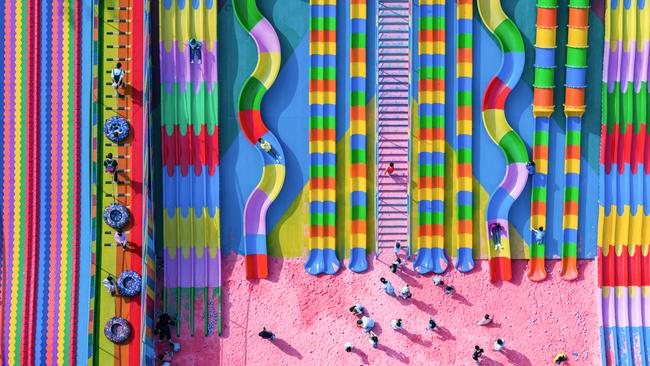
(400, 284, 412, 299)
(494, 338, 505, 351)
(391, 319, 403, 331)
(102, 275, 116, 296)
(356, 316, 375, 333)
(380, 277, 396, 297)
(344, 342, 353, 353)
(111, 63, 125, 96)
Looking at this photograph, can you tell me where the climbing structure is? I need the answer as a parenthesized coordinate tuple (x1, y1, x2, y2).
(478, 0, 529, 282)
(560, 0, 589, 281)
(599, 0, 650, 363)
(234, 0, 285, 280)
(414, 0, 447, 274)
(375, 0, 412, 259)
(455, 0, 474, 272)
(93, 0, 144, 362)
(160, 0, 221, 335)
(306, 0, 340, 275)
(529, 0, 557, 281)
(348, 0, 368, 273)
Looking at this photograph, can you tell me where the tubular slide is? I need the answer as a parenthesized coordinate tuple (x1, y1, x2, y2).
(415, 0, 448, 275)
(160, 0, 221, 335)
(599, 0, 650, 364)
(560, 0, 589, 281)
(477, 0, 529, 283)
(455, 0, 474, 272)
(93, 0, 144, 362)
(2, 1, 82, 363)
(234, 0, 285, 279)
(529, 0, 557, 281)
(306, 0, 340, 275)
(348, 0, 368, 273)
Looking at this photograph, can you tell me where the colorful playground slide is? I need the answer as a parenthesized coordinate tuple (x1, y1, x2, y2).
(560, 0, 589, 281)
(599, 0, 650, 364)
(529, 0, 557, 282)
(92, 0, 144, 362)
(455, 0, 474, 272)
(306, 0, 340, 275)
(1, 1, 83, 364)
(348, 0, 368, 273)
(477, 0, 529, 282)
(234, 0, 286, 279)
(415, 0, 448, 274)
(160, 0, 222, 335)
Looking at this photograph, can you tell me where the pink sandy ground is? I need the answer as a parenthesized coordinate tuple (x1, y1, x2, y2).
(159, 255, 599, 366)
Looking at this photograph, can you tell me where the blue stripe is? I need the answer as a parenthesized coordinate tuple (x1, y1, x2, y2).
(418, 199, 444, 212)
(565, 66, 587, 88)
(162, 166, 221, 217)
(310, 201, 336, 214)
(351, 191, 366, 206)
(457, 77, 472, 92)
(351, 18, 366, 32)
(420, 4, 445, 17)
(311, 54, 336, 68)
(420, 54, 445, 67)
(310, 103, 336, 116)
(534, 47, 556, 69)
(350, 134, 366, 150)
(419, 102, 445, 116)
(457, 191, 473, 206)
(457, 19, 472, 34)
(311, 4, 336, 17)
(351, 76, 365, 92)
(245, 234, 268, 256)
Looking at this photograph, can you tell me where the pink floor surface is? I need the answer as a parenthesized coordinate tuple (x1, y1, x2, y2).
(158, 255, 598, 366)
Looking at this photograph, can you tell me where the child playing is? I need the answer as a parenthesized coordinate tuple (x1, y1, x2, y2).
(391, 319, 403, 331)
(102, 275, 116, 296)
(380, 277, 396, 297)
(344, 342, 353, 352)
(349, 304, 364, 316)
(369, 332, 379, 348)
(188, 38, 202, 64)
(356, 316, 375, 333)
(494, 338, 505, 351)
(389, 258, 402, 273)
(258, 138, 282, 162)
(400, 284, 412, 299)
(111, 63, 125, 96)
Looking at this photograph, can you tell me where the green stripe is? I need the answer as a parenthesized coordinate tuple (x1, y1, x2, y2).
(310, 116, 336, 129)
(351, 206, 367, 220)
(530, 243, 546, 258)
(568, 0, 590, 8)
(161, 84, 219, 135)
(419, 211, 444, 225)
(562, 242, 578, 258)
(457, 91, 471, 106)
(537, 0, 558, 8)
(499, 131, 529, 163)
(233, 0, 263, 31)
(533, 68, 555, 88)
(419, 163, 444, 177)
(350, 91, 365, 106)
(351, 149, 366, 164)
(420, 66, 445, 80)
(533, 130, 549, 145)
(419, 115, 445, 129)
(238, 77, 267, 113)
(457, 148, 472, 163)
(564, 187, 580, 202)
(310, 212, 336, 226)
(457, 205, 472, 220)
(566, 130, 581, 146)
(351, 33, 366, 48)
(310, 17, 336, 30)
(310, 66, 336, 80)
(566, 47, 587, 67)
(457, 33, 472, 48)
(310, 164, 336, 178)
(494, 20, 525, 53)
(532, 187, 547, 202)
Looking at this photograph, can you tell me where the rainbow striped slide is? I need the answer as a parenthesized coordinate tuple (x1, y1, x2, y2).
(560, 0, 589, 281)
(2, 0, 82, 363)
(234, 0, 286, 279)
(415, 0, 448, 275)
(306, 0, 340, 275)
(348, 0, 368, 273)
(529, 0, 557, 281)
(160, 0, 221, 335)
(478, 0, 529, 283)
(599, 0, 650, 364)
(455, 0, 474, 272)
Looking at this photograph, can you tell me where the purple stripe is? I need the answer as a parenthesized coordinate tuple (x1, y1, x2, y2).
(602, 41, 610, 83)
(601, 287, 616, 328)
(620, 41, 636, 92)
(634, 43, 649, 93)
(642, 290, 650, 329)
(244, 188, 270, 235)
(163, 248, 221, 287)
(250, 19, 280, 54)
(160, 41, 218, 93)
(501, 163, 528, 197)
(608, 41, 623, 92)
(616, 287, 630, 327)
(628, 286, 643, 328)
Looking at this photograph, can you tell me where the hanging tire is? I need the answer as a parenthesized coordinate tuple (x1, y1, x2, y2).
(103, 203, 130, 229)
(104, 116, 130, 143)
(104, 317, 131, 344)
(117, 270, 142, 297)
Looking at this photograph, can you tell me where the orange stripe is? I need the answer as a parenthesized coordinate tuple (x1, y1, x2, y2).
(457, 106, 472, 120)
(351, 48, 366, 63)
(533, 88, 554, 107)
(563, 201, 579, 215)
(457, 48, 472, 62)
(566, 144, 580, 160)
(565, 88, 585, 107)
(351, 106, 366, 120)
(568, 8, 589, 27)
(531, 201, 547, 215)
(421, 128, 444, 140)
(310, 128, 336, 141)
(310, 177, 336, 190)
(310, 79, 336, 92)
(310, 30, 336, 42)
(537, 8, 557, 28)
(457, 163, 472, 177)
(458, 220, 472, 234)
(533, 145, 548, 159)
(350, 163, 366, 177)
(351, 220, 366, 234)
(419, 176, 444, 189)
(419, 224, 444, 237)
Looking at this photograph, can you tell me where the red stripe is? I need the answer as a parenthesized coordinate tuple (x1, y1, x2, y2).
(162, 124, 220, 176)
(238, 110, 270, 145)
(482, 77, 510, 110)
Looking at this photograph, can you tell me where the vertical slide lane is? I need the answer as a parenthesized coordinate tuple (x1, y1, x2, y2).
(415, 0, 448, 275)
(455, 0, 474, 272)
(599, 0, 650, 364)
(477, 0, 529, 283)
(234, 0, 286, 279)
(349, 0, 368, 273)
(93, 0, 144, 362)
(306, 0, 340, 275)
(160, 0, 221, 335)
(560, 0, 589, 281)
(529, 0, 557, 282)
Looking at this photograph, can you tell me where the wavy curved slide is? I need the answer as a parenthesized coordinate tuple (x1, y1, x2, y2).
(348, 0, 368, 273)
(234, 0, 285, 280)
(599, 0, 650, 364)
(415, 0, 448, 275)
(560, 0, 589, 281)
(478, 0, 529, 283)
(529, 0, 557, 281)
(306, 0, 340, 275)
(455, 0, 474, 272)
(160, 0, 221, 335)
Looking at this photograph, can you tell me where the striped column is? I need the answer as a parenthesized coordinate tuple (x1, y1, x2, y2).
(414, 0, 448, 274)
(560, 0, 589, 280)
(349, 0, 368, 273)
(306, 0, 340, 275)
(455, 0, 474, 272)
(529, 0, 557, 281)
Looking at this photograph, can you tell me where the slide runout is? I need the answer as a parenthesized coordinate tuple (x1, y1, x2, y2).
(529, 0, 557, 282)
(348, 0, 368, 273)
(414, 0, 448, 275)
(477, 0, 528, 283)
(306, 0, 340, 276)
(560, 0, 590, 281)
(455, 0, 474, 272)
(160, 0, 221, 336)
(234, 0, 287, 279)
(93, 0, 144, 363)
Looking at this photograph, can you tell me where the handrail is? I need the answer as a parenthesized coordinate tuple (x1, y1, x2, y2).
(406, 0, 412, 259)
(374, 0, 380, 258)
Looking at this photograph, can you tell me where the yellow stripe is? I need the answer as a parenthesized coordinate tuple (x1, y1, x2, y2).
(536, 27, 557, 48)
(419, 41, 446, 55)
(253, 52, 281, 89)
(457, 119, 472, 135)
(351, 62, 366, 77)
(309, 91, 337, 105)
(457, 62, 472, 77)
(312, 0, 336, 5)
(482, 109, 512, 144)
(163, 208, 221, 258)
(259, 164, 286, 199)
(564, 158, 580, 174)
(421, 0, 445, 4)
(567, 27, 589, 48)
(310, 41, 336, 55)
(351, 3, 366, 17)
(458, 3, 472, 18)
(477, 0, 507, 31)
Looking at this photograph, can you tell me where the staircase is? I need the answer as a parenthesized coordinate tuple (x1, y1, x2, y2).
(375, 0, 411, 258)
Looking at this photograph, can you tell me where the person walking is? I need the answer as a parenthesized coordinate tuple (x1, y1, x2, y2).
(494, 338, 505, 351)
(444, 284, 455, 295)
(380, 277, 396, 297)
(344, 342, 353, 353)
(426, 318, 437, 331)
(389, 258, 402, 273)
(384, 162, 395, 175)
(369, 331, 379, 348)
(102, 275, 116, 296)
(111, 63, 125, 96)
(104, 153, 118, 181)
(258, 327, 276, 340)
(433, 275, 444, 286)
(553, 353, 569, 364)
(114, 231, 128, 250)
(154, 313, 176, 341)
(391, 319, 403, 331)
(472, 345, 484, 364)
